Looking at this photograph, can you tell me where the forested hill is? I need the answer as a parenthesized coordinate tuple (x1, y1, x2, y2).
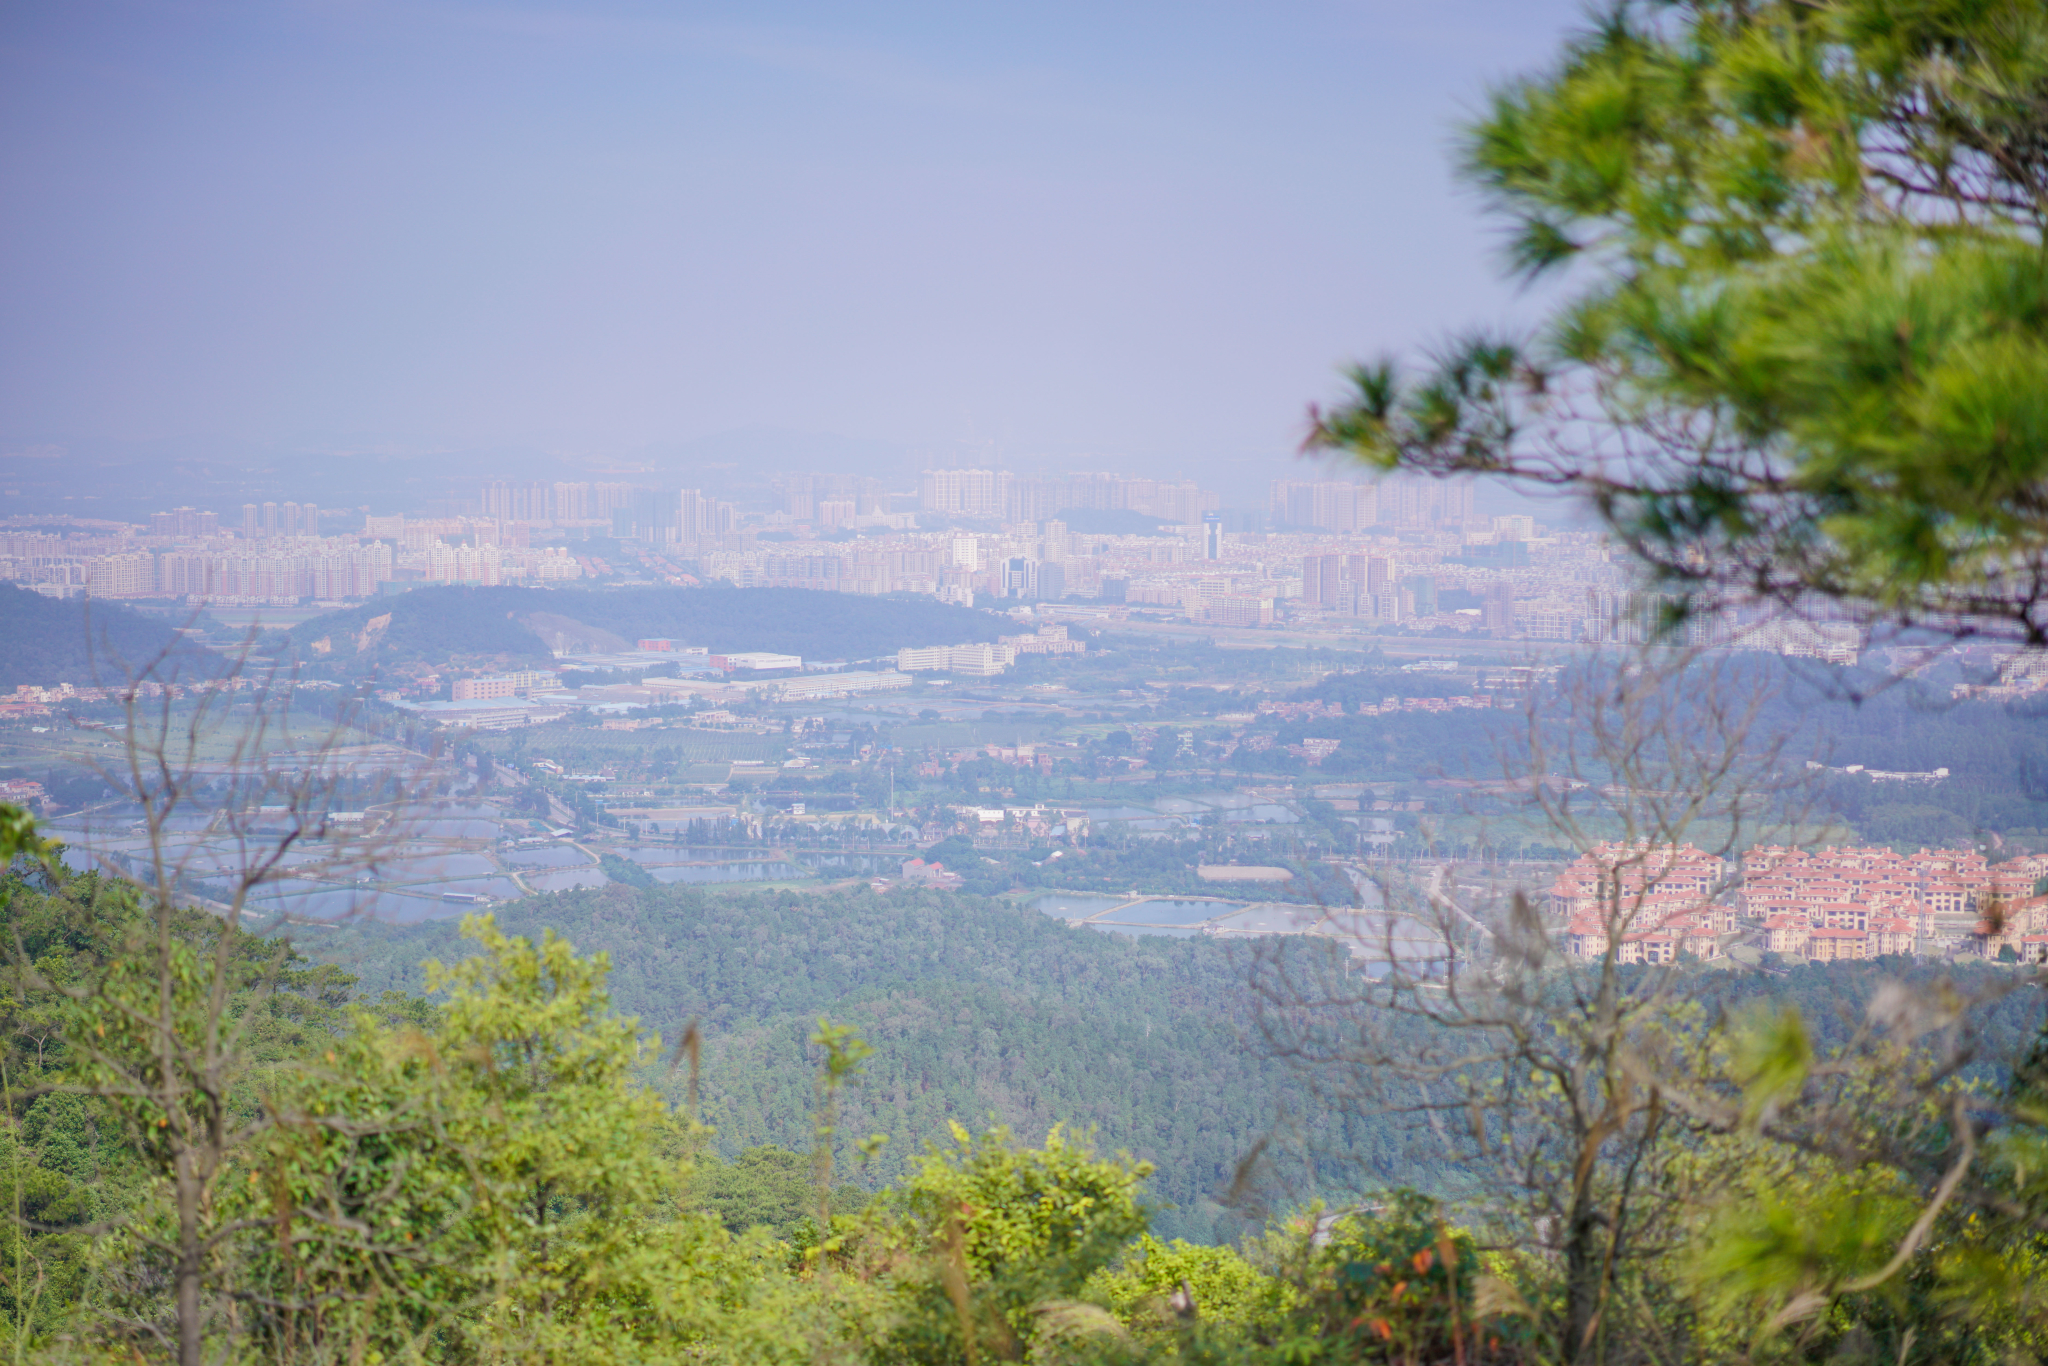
(300, 885, 1429, 1244)
(283, 584, 1002, 670)
(295, 886, 2042, 1247)
(0, 584, 224, 689)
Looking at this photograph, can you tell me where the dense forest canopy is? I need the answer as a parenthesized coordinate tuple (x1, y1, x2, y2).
(303, 882, 1420, 1242)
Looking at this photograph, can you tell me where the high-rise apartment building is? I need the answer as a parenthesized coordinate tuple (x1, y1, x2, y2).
(85, 553, 154, 598)
(920, 468, 1013, 519)
(777, 474, 817, 521)
(550, 482, 588, 521)
(1274, 475, 1475, 531)
(774, 473, 873, 522)
(1484, 582, 1516, 637)
(1270, 480, 1377, 532)
(922, 470, 1220, 524)
(587, 483, 636, 524)
(1402, 574, 1437, 617)
(480, 480, 552, 523)
(994, 473, 1220, 524)
(678, 489, 737, 541)
(1302, 554, 1344, 609)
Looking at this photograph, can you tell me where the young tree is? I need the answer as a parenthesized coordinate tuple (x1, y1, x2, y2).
(1251, 651, 1805, 1363)
(205, 913, 782, 1365)
(15, 639, 406, 1364)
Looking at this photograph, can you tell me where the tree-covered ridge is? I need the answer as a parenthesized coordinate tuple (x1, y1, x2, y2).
(0, 584, 225, 689)
(302, 883, 1421, 1241)
(0, 861, 1535, 1364)
(280, 583, 1004, 670)
(6, 795, 2048, 1363)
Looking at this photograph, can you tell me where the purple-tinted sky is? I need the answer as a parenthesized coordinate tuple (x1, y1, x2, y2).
(0, 0, 1585, 496)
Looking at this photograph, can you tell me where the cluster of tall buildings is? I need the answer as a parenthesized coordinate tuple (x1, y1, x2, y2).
(1300, 553, 1446, 624)
(1268, 476, 1473, 533)
(145, 502, 329, 539)
(480, 481, 636, 524)
(479, 481, 740, 543)
(919, 469, 1218, 524)
(0, 468, 1829, 656)
(1, 513, 581, 605)
(773, 473, 900, 525)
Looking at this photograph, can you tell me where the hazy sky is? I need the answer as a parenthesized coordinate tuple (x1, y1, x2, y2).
(0, 0, 1585, 493)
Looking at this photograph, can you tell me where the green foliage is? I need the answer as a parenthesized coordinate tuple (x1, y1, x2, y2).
(0, 1128, 92, 1343)
(692, 1145, 866, 1240)
(0, 805, 49, 872)
(1088, 1234, 1294, 1347)
(419, 915, 727, 1359)
(1731, 1002, 1813, 1127)
(210, 914, 781, 1364)
(1310, 0, 2048, 637)
(597, 851, 656, 889)
(876, 1123, 1152, 1363)
(1260, 1193, 1500, 1365)
(14, 796, 2048, 1362)
(302, 886, 1413, 1236)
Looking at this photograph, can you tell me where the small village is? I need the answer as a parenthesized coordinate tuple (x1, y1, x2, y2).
(1554, 842, 2048, 966)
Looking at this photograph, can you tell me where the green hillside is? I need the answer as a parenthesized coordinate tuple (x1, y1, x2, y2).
(285, 584, 1001, 670)
(0, 584, 225, 689)
(299, 884, 1428, 1243)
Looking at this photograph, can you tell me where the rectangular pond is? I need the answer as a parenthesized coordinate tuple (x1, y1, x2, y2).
(648, 862, 800, 884)
(1032, 894, 1127, 921)
(1097, 899, 1242, 927)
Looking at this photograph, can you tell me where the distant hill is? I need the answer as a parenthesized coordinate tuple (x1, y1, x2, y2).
(546, 585, 1002, 660)
(287, 585, 1002, 670)
(0, 585, 225, 689)
(288, 588, 555, 670)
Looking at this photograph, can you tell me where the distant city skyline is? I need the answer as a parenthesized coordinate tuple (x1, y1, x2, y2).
(1, 1, 1584, 507)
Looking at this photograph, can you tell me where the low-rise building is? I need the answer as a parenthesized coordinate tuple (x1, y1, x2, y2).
(896, 642, 1018, 676)
(1805, 926, 1869, 962)
(711, 652, 802, 672)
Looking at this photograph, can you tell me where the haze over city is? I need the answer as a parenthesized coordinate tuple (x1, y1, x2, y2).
(2, 0, 1581, 511)
(6, 4, 2048, 1363)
